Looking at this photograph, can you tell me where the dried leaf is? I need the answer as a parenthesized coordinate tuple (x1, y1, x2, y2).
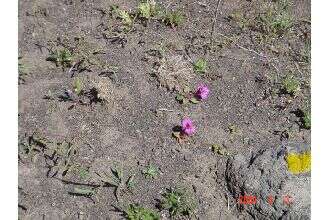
(189, 97, 199, 104)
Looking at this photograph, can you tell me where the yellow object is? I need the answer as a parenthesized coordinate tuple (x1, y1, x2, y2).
(286, 151, 311, 174)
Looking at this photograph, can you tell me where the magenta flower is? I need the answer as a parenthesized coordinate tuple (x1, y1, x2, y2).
(195, 85, 210, 100)
(181, 118, 196, 136)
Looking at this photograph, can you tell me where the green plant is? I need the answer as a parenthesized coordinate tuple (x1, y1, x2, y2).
(138, 0, 157, 19)
(73, 78, 83, 95)
(19, 134, 78, 177)
(125, 204, 160, 220)
(229, 11, 249, 30)
(175, 93, 188, 104)
(138, 2, 151, 19)
(142, 165, 159, 179)
(164, 10, 185, 27)
(126, 175, 136, 189)
(256, 0, 293, 37)
(121, 11, 133, 25)
(73, 36, 116, 73)
(175, 86, 200, 105)
(96, 167, 135, 201)
(176, 94, 199, 104)
(47, 48, 73, 68)
(76, 166, 90, 179)
(18, 62, 25, 74)
(47, 37, 116, 74)
(228, 125, 239, 134)
(211, 144, 230, 156)
(44, 140, 78, 177)
(72, 187, 95, 196)
(69, 187, 97, 203)
(18, 134, 49, 162)
(302, 110, 311, 129)
(282, 75, 300, 96)
(160, 187, 197, 217)
(110, 5, 133, 25)
(271, 13, 292, 34)
(18, 57, 29, 84)
(193, 58, 207, 74)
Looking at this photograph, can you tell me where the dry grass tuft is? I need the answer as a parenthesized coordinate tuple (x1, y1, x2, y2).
(156, 54, 194, 93)
(92, 77, 115, 103)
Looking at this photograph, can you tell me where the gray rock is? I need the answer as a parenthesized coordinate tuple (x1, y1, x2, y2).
(224, 146, 310, 219)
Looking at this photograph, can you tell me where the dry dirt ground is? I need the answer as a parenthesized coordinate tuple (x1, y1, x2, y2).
(18, 0, 311, 219)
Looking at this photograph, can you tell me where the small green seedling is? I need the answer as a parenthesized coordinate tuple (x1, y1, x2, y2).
(138, 3, 151, 19)
(18, 134, 49, 162)
(96, 167, 123, 187)
(126, 175, 136, 189)
(19, 134, 78, 177)
(73, 187, 95, 196)
(110, 5, 132, 25)
(70, 187, 97, 203)
(138, 1, 154, 19)
(76, 166, 89, 179)
(229, 11, 249, 30)
(73, 78, 83, 95)
(125, 204, 160, 220)
(117, 9, 133, 26)
(18, 58, 25, 74)
(282, 75, 300, 96)
(175, 94, 188, 104)
(175, 87, 200, 105)
(211, 144, 230, 156)
(47, 37, 115, 74)
(47, 48, 73, 68)
(110, 5, 134, 32)
(164, 10, 185, 27)
(160, 187, 197, 217)
(142, 165, 159, 179)
(176, 94, 199, 104)
(271, 13, 292, 35)
(255, 0, 293, 37)
(193, 58, 207, 74)
(96, 167, 135, 201)
(302, 110, 311, 129)
(18, 57, 29, 84)
(44, 141, 77, 177)
(228, 125, 239, 134)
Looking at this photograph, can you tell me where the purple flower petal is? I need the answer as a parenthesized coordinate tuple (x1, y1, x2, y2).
(195, 85, 210, 100)
(181, 118, 196, 136)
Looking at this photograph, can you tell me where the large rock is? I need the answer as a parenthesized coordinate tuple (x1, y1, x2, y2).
(225, 145, 310, 219)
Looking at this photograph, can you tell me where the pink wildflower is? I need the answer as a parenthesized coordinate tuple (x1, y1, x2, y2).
(181, 118, 196, 136)
(195, 85, 210, 100)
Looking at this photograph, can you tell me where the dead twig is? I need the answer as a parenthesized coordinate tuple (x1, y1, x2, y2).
(218, 33, 266, 59)
(157, 108, 174, 112)
(235, 44, 267, 59)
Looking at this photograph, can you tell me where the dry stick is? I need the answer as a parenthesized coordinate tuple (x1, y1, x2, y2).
(235, 44, 267, 59)
(227, 193, 230, 211)
(210, 0, 222, 47)
(218, 33, 267, 58)
(157, 108, 174, 112)
(67, 62, 77, 77)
